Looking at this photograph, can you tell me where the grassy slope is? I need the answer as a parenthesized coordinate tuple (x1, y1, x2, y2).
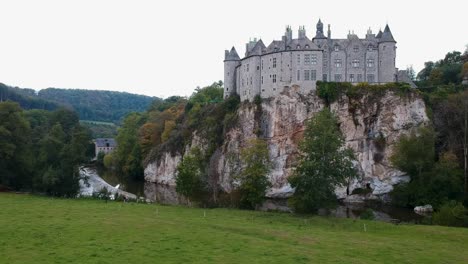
(0, 194, 467, 264)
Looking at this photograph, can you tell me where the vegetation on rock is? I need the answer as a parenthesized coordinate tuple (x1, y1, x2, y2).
(288, 108, 357, 213)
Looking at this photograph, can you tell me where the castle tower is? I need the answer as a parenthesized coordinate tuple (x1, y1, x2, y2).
(224, 47, 240, 98)
(378, 24, 397, 83)
(314, 19, 327, 39)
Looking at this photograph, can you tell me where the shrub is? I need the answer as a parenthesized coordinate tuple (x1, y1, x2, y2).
(433, 201, 468, 227)
(360, 209, 375, 220)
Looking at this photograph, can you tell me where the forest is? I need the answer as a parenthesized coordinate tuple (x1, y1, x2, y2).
(0, 84, 157, 124)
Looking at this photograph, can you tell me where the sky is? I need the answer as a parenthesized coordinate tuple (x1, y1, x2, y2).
(0, 0, 466, 98)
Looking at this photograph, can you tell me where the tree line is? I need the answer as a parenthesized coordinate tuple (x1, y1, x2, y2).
(0, 102, 92, 196)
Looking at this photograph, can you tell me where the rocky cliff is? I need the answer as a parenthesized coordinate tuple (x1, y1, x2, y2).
(144, 86, 428, 201)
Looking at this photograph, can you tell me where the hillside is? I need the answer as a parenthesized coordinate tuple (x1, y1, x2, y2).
(0, 83, 60, 111)
(1, 193, 467, 264)
(38, 88, 159, 123)
(0, 83, 159, 123)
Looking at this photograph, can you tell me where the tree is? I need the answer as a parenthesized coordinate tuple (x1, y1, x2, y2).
(390, 127, 436, 182)
(0, 102, 32, 189)
(175, 148, 204, 203)
(288, 108, 357, 213)
(236, 139, 271, 209)
(406, 65, 416, 81)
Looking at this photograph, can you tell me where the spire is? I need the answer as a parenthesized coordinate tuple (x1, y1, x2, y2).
(225, 47, 240, 61)
(314, 19, 327, 39)
(376, 28, 383, 39)
(379, 24, 396, 43)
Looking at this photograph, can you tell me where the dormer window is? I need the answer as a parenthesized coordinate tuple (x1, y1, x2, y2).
(353, 46, 359, 52)
(367, 45, 374, 51)
(305, 45, 309, 49)
(334, 45, 340, 51)
(297, 45, 301, 49)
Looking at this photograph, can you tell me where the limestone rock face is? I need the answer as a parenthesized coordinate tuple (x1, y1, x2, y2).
(144, 88, 429, 200)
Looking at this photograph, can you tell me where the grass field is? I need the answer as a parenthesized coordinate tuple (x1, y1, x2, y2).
(1, 193, 467, 264)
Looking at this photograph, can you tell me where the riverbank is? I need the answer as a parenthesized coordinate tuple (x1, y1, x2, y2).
(1, 193, 467, 264)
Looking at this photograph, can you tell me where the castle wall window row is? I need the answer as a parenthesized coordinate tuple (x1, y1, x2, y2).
(224, 21, 399, 101)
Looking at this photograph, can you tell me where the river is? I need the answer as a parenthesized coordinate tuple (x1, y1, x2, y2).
(95, 167, 426, 223)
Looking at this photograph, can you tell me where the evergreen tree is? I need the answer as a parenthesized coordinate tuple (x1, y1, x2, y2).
(288, 108, 357, 213)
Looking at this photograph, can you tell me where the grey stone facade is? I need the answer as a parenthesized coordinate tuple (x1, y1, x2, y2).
(224, 20, 398, 101)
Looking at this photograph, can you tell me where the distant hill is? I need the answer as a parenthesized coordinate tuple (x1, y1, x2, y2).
(0, 84, 160, 123)
(0, 83, 60, 111)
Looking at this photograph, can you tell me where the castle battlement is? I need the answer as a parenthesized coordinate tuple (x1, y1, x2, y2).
(224, 20, 399, 101)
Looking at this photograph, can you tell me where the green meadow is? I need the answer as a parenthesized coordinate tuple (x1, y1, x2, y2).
(1, 193, 467, 264)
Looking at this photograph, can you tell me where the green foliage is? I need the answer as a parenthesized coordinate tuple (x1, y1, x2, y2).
(417, 51, 464, 87)
(236, 139, 271, 209)
(288, 108, 357, 213)
(175, 148, 204, 202)
(0, 102, 91, 196)
(115, 113, 146, 180)
(360, 209, 375, 220)
(0, 102, 32, 189)
(80, 120, 118, 138)
(96, 151, 105, 166)
(390, 127, 464, 208)
(316, 81, 413, 106)
(433, 201, 468, 227)
(38, 88, 157, 123)
(0, 83, 59, 111)
(390, 127, 435, 180)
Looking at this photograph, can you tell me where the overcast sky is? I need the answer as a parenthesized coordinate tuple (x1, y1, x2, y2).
(0, 0, 466, 98)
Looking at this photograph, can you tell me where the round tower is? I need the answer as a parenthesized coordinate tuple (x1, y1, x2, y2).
(378, 24, 397, 83)
(224, 47, 240, 98)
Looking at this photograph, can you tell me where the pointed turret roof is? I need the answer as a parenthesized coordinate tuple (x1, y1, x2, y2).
(376, 29, 383, 39)
(248, 39, 266, 56)
(225, 47, 240, 61)
(380, 24, 396, 43)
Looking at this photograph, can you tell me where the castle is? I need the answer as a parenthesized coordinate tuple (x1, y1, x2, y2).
(224, 20, 407, 101)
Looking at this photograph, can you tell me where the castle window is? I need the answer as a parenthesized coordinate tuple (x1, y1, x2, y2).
(357, 74, 362, 82)
(353, 46, 359, 52)
(257, 66, 260, 70)
(334, 59, 342, 68)
(261, 76, 264, 84)
(250, 77, 253, 85)
(323, 74, 327, 81)
(297, 45, 301, 49)
(352, 59, 360, 68)
(334, 45, 340, 51)
(311, 70, 317, 81)
(350, 74, 355, 82)
(273, 58, 277, 68)
(297, 54, 300, 65)
(305, 45, 309, 49)
(262, 60, 264, 70)
(334, 74, 342, 82)
(367, 74, 375, 83)
(297, 70, 300, 81)
(273, 74, 277, 83)
(367, 45, 374, 51)
(304, 54, 311, 65)
(311, 55, 317, 65)
(304, 70, 310, 81)
(247, 64, 249, 72)
(367, 59, 374, 68)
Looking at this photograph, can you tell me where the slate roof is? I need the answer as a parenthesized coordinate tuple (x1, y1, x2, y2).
(225, 47, 240, 61)
(247, 39, 267, 56)
(397, 70, 417, 88)
(380, 25, 396, 43)
(95, 138, 117, 148)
